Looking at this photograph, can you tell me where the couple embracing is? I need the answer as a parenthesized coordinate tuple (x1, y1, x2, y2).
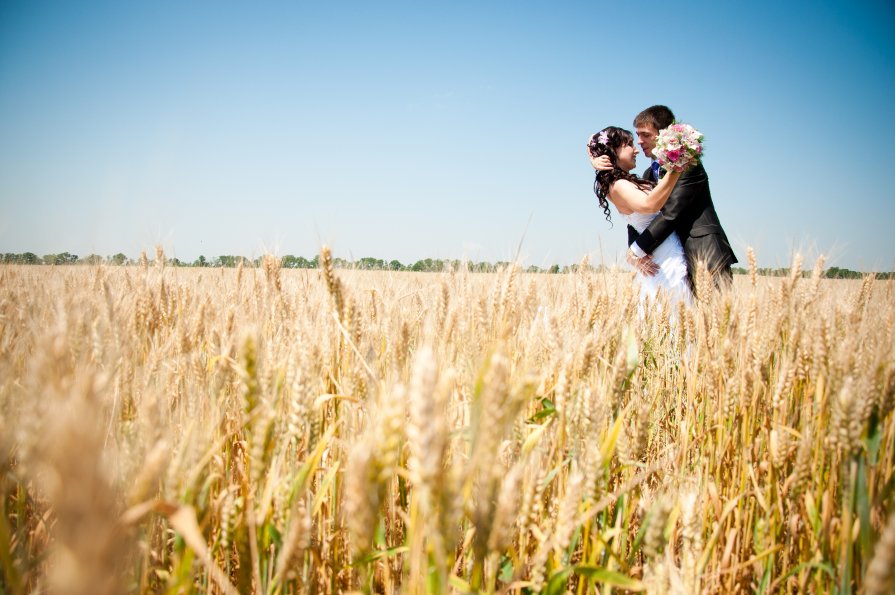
(588, 105, 736, 305)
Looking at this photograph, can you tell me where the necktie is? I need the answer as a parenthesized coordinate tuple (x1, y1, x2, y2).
(651, 161, 660, 182)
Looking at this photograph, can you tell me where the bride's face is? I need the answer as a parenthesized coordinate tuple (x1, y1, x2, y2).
(616, 140, 638, 171)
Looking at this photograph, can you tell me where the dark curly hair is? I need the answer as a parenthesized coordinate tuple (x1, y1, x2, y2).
(587, 126, 654, 223)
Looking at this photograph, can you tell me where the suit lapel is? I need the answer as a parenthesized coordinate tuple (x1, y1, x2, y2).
(641, 165, 654, 182)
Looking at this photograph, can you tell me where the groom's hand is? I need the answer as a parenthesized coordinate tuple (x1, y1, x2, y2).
(627, 249, 659, 277)
(590, 154, 612, 171)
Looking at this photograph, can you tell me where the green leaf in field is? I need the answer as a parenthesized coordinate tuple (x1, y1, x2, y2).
(805, 490, 821, 535)
(266, 523, 282, 549)
(567, 525, 582, 561)
(166, 546, 196, 595)
(601, 414, 624, 461)
(312, 460, 341, 516)
(527, 397, 556, 423)
(291, 423, 337, 501)
(499, 556, 514, 583)
(757, 562, 772, 594)
(627, 511, 650, 565)
(545, 567, 573, 595)
(864, 410, 882, 465)
(448, 575, 471, 592)
(542, 458, 570, 489)
(373, 517, 386, 548)
(856, 452, 872, 568)
(573, 565, 644, 591)
(362, 545, 410, 562)
(772, 560, 836, 589)
(527, 405, 556, 423)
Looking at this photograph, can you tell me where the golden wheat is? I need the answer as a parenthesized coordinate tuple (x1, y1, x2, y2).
(0, 256, 893, 593)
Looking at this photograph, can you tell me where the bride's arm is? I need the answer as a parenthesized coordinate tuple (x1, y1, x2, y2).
(608, 171, 682, 214)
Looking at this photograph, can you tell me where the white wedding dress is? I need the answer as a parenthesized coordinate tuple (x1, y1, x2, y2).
(623, 212, 693, 308)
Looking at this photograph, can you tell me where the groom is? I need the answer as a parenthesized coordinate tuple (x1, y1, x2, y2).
(624, 105, 737, 290)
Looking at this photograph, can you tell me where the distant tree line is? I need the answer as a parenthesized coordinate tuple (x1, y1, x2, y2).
(730, 266, 892, 279)
(0, 251, 568, 273)
(2, 252, 891, 277)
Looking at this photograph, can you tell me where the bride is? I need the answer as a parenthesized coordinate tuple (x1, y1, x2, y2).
(588, 126, 692, 306)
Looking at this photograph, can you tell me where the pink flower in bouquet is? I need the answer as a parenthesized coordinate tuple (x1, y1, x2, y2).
(653, 123, 704, 173)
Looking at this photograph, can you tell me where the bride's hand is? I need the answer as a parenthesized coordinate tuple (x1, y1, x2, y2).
(590, 154, 612, 171)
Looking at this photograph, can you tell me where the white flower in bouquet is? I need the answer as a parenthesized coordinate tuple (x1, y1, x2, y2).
(653, 123, 704, 173)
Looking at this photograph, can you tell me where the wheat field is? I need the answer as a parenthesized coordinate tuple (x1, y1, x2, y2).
(1, 248, 894, 594)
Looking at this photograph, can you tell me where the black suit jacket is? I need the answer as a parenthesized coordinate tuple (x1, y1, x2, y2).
(627, 162, 737, 277)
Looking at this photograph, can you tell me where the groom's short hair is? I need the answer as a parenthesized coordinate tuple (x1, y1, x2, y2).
(634, 105, 675, 132)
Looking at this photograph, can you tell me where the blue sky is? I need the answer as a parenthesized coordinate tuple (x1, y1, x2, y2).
(1, 0, 893, 270)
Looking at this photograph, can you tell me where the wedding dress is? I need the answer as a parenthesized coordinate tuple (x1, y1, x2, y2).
(622, 212, 693, 308)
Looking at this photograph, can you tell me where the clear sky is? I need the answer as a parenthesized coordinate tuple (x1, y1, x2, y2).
(1, 0, 893, 271)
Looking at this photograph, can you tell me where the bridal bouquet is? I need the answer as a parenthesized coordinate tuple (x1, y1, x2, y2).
(653, 123, 703, 172)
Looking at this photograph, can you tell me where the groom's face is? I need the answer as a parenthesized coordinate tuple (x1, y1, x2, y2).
(636, 125, 659, 159)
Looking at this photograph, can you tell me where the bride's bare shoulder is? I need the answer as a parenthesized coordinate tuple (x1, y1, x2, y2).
(607, 179, 640, 214)
(610, 178, 641, 192)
